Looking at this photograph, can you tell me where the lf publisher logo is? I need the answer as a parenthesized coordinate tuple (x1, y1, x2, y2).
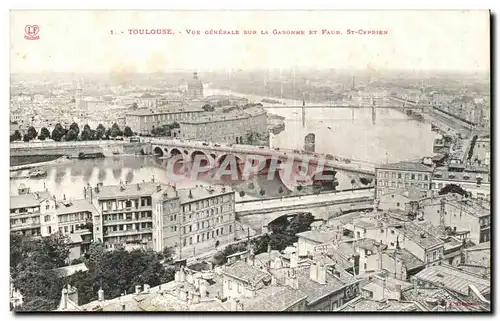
(24, 25, 40, 40)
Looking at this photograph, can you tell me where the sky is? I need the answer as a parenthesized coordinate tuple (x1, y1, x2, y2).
(10, 10, 490, 73)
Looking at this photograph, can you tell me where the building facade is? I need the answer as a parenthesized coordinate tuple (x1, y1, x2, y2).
(375, 159, 434, 198)
(88, 182, 236, 254)
(125, 108, 204, 135)
(179, 108, 268, 144)
(187, 72, 204, 99)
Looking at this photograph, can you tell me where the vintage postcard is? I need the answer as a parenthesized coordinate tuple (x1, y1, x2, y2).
(9, 10, 491, 312)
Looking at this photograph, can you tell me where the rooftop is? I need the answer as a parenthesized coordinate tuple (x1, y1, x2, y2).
(178, 185, 233, 204)
(52, 263, 88, 278)
(53, 199, 98, 215)
(377, 161, 434, 173)
(295, 265, 355, 305)
(413, 265, 490, 296)
(296, 230, 339, 244)
(402, 287, 485, 312)
(385, 249, 425, 271)
(235, 285, 308, 311)
(94, 182, 170, 199)
(10, 191, 52, 209)
(222, 261, 271, 287)
(338, 297, 422, 312)
(402, 222, 445, 250)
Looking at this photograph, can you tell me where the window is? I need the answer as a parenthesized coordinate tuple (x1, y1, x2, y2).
(380, 229, 384, 233)
(228, 280, 232, 290)
(398, 173, 402, 179)
(391, 229, 395, 234)
(44, 215, 51, 222)
(396, 202, 400, 207)
(229, 225, 232, 233)
(411, 174, 415, 180)
(237, 283, 242, 293)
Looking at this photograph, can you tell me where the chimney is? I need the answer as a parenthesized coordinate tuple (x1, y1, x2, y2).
(199, 280, 208, 299)
(192, 292, 200, 304)
(310, 263, 318, 282)
(97, 288, 105, 302)
(61, 288, 68, 309)
(143, 284, 150, 293)
(137, 183, 140, 191)
(285, 269, 299, 289)
(63, 194, 66, 200)
(290, 251, 298, 268)
(135, 285, 141, 295)
(67, 285, 79, 306)
(316, 264, 327, 285)
(229, 297, 238, 311)
(156, 184, 162, 192)
(180, 289, 188, 301)
(188, 189, 193, 198)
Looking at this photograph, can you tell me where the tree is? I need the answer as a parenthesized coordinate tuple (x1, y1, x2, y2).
(110, 123, 122, 138)
(81, 124, 93, 141)
(65, 129, 79, 141)
(27, 126, 38, 140)
(51, 123, 66, 142)
(40, 127, 51, 139)
(23, 134, 30, 142)
(95, 124, 106, 140)
(438, 184, 468, 197)
(123, 126, 134, 137)
(202, 104, 214, 112)
(131, 102, 139, 110)
(69, 122, 80, 136)
(239, 190, 245, 197)
(12, 130, 22, 141)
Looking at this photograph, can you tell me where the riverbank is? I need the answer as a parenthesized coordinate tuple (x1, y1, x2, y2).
(10, 155, 70, 170)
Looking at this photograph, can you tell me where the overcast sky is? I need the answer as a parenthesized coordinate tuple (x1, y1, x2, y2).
(10, 10, 490, 73)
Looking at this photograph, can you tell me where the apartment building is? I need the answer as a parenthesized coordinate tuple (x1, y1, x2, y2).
(420, 194, 490, 245)
(125, 107, 204, 136)
(431, 168, 490, 200)
(179, 107, 268, 144)
(375, 158, 434, 198)
(89, 182, 236, 254)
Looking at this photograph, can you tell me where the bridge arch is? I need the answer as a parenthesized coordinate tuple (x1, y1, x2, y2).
(153, 146, 164, 156)
(312, 169, 339, 191)
(190, 150, 213, 167)
(169, 148, 183, 158)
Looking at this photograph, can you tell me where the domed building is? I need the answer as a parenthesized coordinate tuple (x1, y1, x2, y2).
(187, 72, 204, 99)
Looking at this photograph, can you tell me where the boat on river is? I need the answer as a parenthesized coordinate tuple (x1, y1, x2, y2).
(10, 169, 48, 180)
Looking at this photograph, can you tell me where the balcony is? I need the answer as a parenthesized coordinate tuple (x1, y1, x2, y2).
(103, 216, 153, 226)
(103, 228, 153, 237)
(102, 206, 152, 214)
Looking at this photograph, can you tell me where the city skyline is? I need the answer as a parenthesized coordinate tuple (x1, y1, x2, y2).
(11, 10, 490, 73)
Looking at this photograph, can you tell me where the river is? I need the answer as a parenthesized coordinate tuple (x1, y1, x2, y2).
(11, 88, 438, 200)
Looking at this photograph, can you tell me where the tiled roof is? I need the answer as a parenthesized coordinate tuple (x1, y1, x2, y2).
(222, 261, 271, 286)
(178, 185, 233, 204)
(338, 297, 422, 311)
(52, 263, 88, 278)
(413, 265, 490, 296)
(237, 286, 308, 311)
(296, 230, 339, 244)
(385, 249, 425, 271)
(377, 161, 434, 172)
(10, 191, 51, 209)
(94, 182, 168, 199)
(402, 222, 444, 250)
(295, 266, 353, 304)
(53, 199, 98, 215)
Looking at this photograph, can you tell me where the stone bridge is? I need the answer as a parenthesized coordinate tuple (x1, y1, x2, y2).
(148, 138, 376, 192)
(235, 188, 375, 232)
(10, 141, 143, 158)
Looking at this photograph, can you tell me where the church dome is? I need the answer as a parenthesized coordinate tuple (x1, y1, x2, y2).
(187, 72, 203, 89)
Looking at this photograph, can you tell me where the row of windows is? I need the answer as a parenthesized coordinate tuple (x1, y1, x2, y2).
(182, 216, 227, 235)
(57, 212, 91, 223)
(10, 217, 40, 225)
(104, 211, 152, 222)
(378, 180, 429, 189)
(57, 223, 87, 234)
(101, 197, 152, 212)
(181, 207, 229, 223)
(378, 171, 429, 181)
(181, 225, 231, 246)
(103, 222, 153, 234)
(182, 196, 231, 213)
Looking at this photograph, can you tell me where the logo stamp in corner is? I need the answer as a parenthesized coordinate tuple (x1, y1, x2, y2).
(24, 25, 40, 40)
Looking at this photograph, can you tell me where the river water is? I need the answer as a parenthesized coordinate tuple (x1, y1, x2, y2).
(10, 88, 437, 200)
